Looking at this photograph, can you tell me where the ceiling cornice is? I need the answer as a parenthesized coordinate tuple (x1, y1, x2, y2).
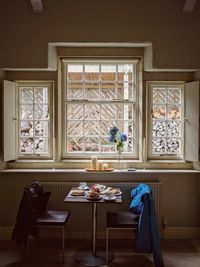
(30, 0, 43, 13)
(183, 0, 198, 13)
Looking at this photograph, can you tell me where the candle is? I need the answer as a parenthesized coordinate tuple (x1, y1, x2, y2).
(91, 156, 98, 170)
(102, 163, 108, 170)
(98, 162, 103, 171)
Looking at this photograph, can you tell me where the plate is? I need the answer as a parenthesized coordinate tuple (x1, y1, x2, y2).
(109, 188, 122, 196)
(85, 195, 102, 201)
(77, 186, 90, 190)
(70, 189, 85, 196)
(103, 195, 116, 201)
(85, 168, 114, 172)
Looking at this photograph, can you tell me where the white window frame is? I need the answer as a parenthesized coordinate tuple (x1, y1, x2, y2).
(17, 81, 54, 159)
(147, 81, 185, 160)
(61, 59, 142, 159)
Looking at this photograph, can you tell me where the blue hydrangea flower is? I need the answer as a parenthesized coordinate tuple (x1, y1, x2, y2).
(120, 133, 127, 142)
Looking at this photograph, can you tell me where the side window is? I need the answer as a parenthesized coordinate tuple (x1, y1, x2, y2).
(18, 82, 53, 158)
(147, 82, 184, 160)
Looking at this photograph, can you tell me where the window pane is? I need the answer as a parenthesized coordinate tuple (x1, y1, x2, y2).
(35, 138, 48, 153)
(118, 64, 133, 82)
(67, 64, 83, 80)
(84, 104, 100, 120)
(101, 64, 116, 81)
(166, 138, 181, 154)
(167, 88, 181, 104)
(84, 121, 100, 136)
(34, 104, 49, 119)
(20, 88, 33, 104)
(153, 88, 166, 104)
(20, 105, 33, 119)
(20, 137, 34, 153)
(101, 83, 116, 100)
(35, 121, 48, 137)
(85, 64, 99, 80)
(67, 82, 83, 99)
(67, 137, 84, 152)
(34, 87, 48, 103)
(20, 121, 33, 137)
(67, 104, 83, 120)
(67, 121, 83, 136)
(117, 83, 133, 100)
(85, 82, 99, 99)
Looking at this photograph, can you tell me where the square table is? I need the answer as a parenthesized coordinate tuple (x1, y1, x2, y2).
(64, 187, 122, 267)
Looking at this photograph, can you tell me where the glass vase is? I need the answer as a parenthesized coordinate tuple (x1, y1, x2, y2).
(117, 152, 123, 170)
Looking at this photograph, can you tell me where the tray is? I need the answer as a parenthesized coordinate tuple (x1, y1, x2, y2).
(85, 168, 114, 172)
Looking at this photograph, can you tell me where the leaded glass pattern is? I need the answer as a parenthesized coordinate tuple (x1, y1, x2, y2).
(64, 62, 137, 156)
(151, 86, 183, 156)
(19, 86, 50, 155)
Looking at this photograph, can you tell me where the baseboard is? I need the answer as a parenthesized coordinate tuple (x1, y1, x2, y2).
(1, 226, 200, 240)
(163, 227, 200, 239)
(0, 227, 13, 240)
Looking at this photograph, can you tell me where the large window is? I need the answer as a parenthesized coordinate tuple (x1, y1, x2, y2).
(18, 82, 53, 158)
(148, 82, 184, 159)
(62, 60, 139, 158)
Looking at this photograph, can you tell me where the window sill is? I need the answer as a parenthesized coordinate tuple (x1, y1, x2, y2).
(1, 158, 195, 171)
(0, 168, 199, 174)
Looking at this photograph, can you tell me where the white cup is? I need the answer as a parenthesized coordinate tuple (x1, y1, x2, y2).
(79, 182, 87, 189)
(105, 191, 114, 199)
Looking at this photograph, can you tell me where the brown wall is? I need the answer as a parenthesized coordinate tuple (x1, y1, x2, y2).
(0, 0, 200, 238)
(0, 0, 200, 69)
(0, 172, 200, 231)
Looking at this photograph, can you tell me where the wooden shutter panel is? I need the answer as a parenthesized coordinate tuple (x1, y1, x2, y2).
(3, 80, 17, 161)
(185, 81, 200, 162)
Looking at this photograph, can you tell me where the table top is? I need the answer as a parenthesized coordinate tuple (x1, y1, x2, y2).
(64, 187, 122, 204)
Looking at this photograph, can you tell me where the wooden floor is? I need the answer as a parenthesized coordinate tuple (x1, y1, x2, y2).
(1, 239, 200, 267)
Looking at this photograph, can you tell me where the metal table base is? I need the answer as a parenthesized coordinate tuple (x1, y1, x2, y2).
(74, 247, 114, 267)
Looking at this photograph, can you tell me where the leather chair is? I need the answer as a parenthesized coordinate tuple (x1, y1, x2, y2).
(106, 211, 139, 263)
(28, 209, 70, 263)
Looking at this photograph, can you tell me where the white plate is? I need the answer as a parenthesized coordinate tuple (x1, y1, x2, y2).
(103, 195, 116, 201)
(77, 186, 90, 190)
(114, 191, 122, 196)
(85, 195, 102, 201)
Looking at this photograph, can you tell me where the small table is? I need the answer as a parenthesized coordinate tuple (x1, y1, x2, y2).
(64, 188, 122, 267)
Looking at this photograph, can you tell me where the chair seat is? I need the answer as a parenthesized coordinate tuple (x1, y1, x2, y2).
(36, 210, 70, 226)
(107, 211, 139, 228)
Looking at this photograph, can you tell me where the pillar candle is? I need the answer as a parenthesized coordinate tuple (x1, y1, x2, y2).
(102, 163, 108, 170)
(91, 156, 98, 170)
(98, 162, 103, 171)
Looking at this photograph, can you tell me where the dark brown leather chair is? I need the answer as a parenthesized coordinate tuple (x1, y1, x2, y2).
(106, 211, 139, 263)
(27, 209, 70, 263)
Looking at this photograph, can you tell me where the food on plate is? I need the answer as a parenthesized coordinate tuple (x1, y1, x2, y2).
(109, 188, 122, 195)
(71, 189, 85, 196)
(91, 184, 106, 192)
(87, 191, 100, 198)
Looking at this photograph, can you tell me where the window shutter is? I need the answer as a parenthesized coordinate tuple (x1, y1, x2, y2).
(185, 81, 200, 162)
(3, 80, 17, 161)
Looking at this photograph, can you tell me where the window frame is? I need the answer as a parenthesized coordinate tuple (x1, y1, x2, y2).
(147, 81, 185, 160)
(16, 81, 54, 160)
(61, 59, 142, 159)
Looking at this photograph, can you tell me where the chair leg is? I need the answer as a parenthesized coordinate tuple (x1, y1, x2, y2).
(25, 238, 29, 258)
(62, 226, 65, 263)
(106, 228, 109, 264)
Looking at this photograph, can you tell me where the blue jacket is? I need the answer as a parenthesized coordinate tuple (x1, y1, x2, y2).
(130, 184, 164, 267)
